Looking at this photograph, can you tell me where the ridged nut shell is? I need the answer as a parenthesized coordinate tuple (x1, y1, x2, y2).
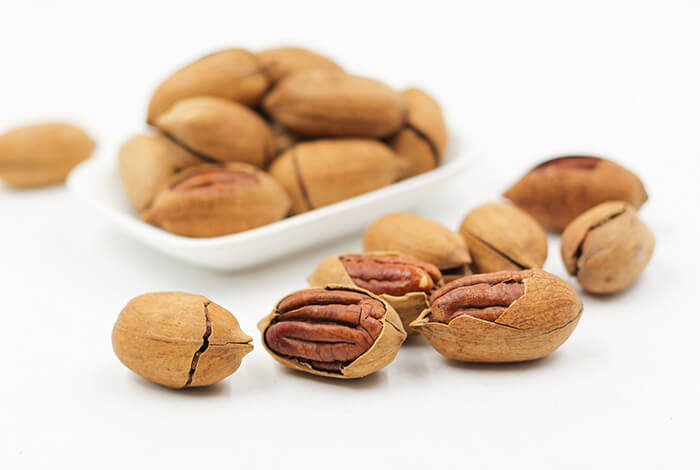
(561, 201, 655, 294)
(142, 163, 291, 238)
(363, 213, 471, 272)
(118, 133, 203, 211)
(257, 285, 406, 379)
(307, 252, 443, 334)
(459, 202, 548, 273)
(0, 122, 94, 188)
(112, 292, 253, 389)
(262, 69, 405, 138)
(411, 269, 583, 362)
(258, 47, 342, 83)
(268, 139, 401, 214)
(147, 49, 269, 124)
(155, 96, 275, 167)
(504, 156, 648, 231)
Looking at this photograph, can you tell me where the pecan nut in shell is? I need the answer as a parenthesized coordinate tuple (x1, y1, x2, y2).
(411, 269, 583, 363)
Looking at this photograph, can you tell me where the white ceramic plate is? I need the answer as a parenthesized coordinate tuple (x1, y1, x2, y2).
(67, 140, 470, 270)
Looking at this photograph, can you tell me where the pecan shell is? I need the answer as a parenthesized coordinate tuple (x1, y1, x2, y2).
(141, 163, 291, 238)
(411, 269, 583, 362)
(504, 156, 648, 231)
(259, 285, 406, 378)
(561, 201, 654, 294)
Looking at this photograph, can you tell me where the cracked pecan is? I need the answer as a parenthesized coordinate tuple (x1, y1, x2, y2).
(141, 163, 291, 238)
(561, 201, 654, 294)
(339, 254, 442, 296)
(260, 286, 406, 378)
(411, 269, 583, 363)
(112, 292, 253, 389)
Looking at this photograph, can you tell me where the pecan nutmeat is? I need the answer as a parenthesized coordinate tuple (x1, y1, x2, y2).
(340, 254, 442, 296)
(264, 288, 386, 372)
(430, 271, 527, 323)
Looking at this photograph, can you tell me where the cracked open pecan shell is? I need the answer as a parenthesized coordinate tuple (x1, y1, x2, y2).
(411, 269, 583, 362)
(561, 201, 654, 294)
(308, 252, 443, 334)
(258, 285, 406, 379)
(112, 292, 253, 389)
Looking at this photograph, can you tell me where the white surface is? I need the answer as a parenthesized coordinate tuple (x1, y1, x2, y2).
(1, 1, 699, 469)
(67, 139, 469, 270)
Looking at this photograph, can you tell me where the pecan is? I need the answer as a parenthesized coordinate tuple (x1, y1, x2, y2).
(264, 288, 386, 372)
(533, 156, 600, 172)
(171, 168, 258, 195)
(339, 254, 442, 296)
(430, 271, 527, 324)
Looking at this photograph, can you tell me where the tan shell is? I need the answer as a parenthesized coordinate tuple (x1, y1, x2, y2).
(257, 285, 406, 379)
(118, 133, 203, 211)
(307, 252, 440, 334)
(561, 201, 655, 294)
(411, 269, 583, 362)
(112, 292, 253, 389)
(258, 47, 342, 83)
(263, 69, 405, 138)
(363, 213, 471, 272)
(155, 96, 275, 167)
(504, 156, 648, 231)
(147, 49, 269, 124)
(268, 139, 401, 214)
(459, 202, 548, 273)
(142, 163, 291, 238)
(0, 122, 94, 188)
(388, 128, 436, 178)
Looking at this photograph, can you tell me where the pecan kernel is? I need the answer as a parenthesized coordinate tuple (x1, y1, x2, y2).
(340, 254, 442, 296)
(265, 288, 386, 372)
(430, 271, 527, 324)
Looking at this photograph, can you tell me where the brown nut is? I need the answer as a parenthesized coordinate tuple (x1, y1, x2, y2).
(388, 88, 447, 178)
(112, 292, 253, 389)
(141, 163, 291, 238)
(561, 201, 654, 294)
(257, 47, 342, 83)
(0, 122, 94, 188)
(268, 139, 401, 214)
(459, 202, 548, 273)
(258, 285, 406, 379)
(308, 252, 443, 334)
(155, 96, 275, 167)
(262, 69, 405, 138)
(504, 156, 648, 231)
(363, 213, 472, 279)
(118, 133, 204, 211)
(411, 269, 583, 362)
(147, 49, 269, 124)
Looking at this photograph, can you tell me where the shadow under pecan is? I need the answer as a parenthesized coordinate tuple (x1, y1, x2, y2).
(339, 254, 442, 296)
(264, 289, 386, 372)
(430, 271, 526, 324)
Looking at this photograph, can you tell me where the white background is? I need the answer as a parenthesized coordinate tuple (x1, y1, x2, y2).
(1, 1, 699, 468)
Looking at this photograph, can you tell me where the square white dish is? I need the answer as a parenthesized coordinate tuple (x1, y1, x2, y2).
(67, 140, 470, 270)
